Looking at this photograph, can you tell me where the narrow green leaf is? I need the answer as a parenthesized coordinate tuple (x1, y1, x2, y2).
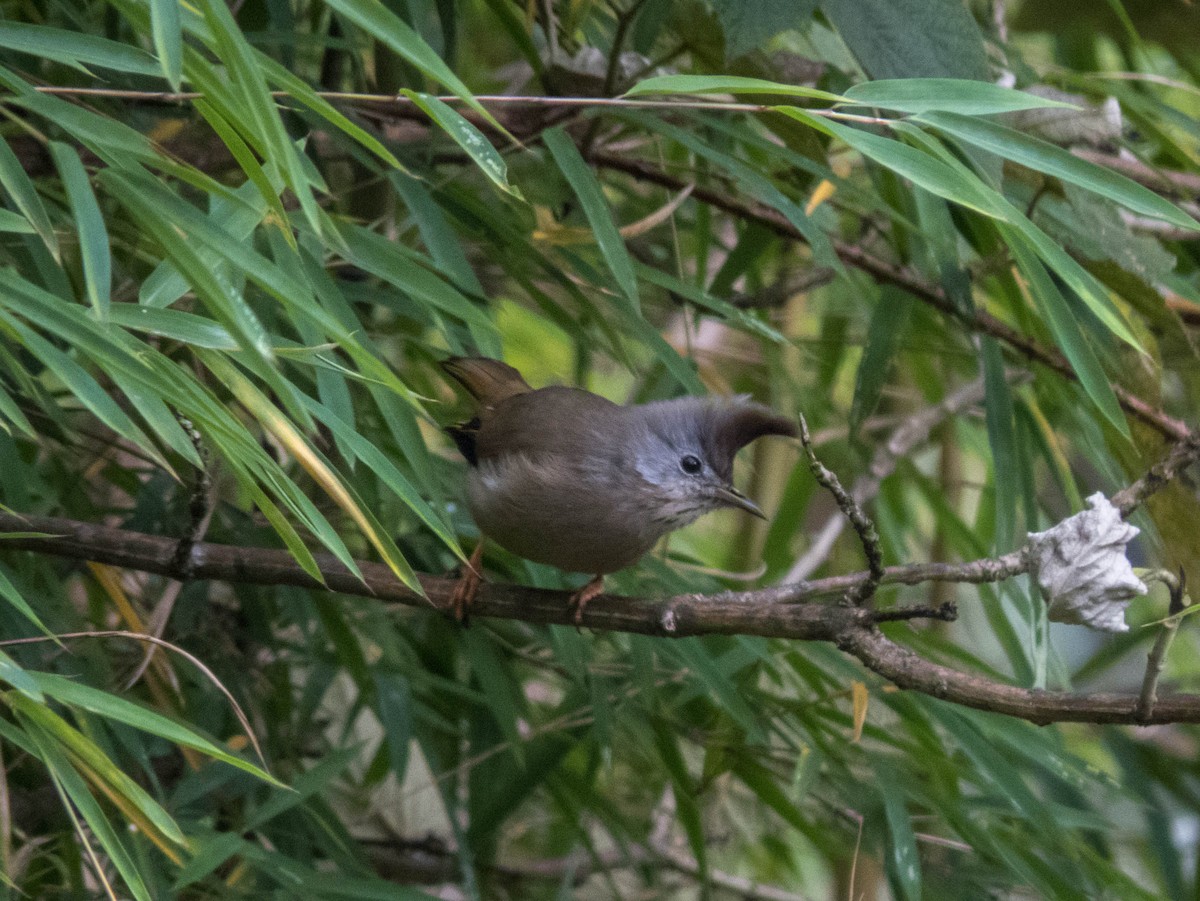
(48, 142, 110, 319)
(981, 338, 1018, 551)
(0, 208, 35, 233)
(851, 286, 913, 433)
(776, 107, 1007, 219)
(324, 0, 501, 127)
(626, 73, 846, 104)
(844, 79, 1076, 115)
(0, 314, 159, 458)
(874, 760, 922, 901)
(16, 708, 154, 901)
(617, 109, 841, 269)
(1002, 224, 1129, 438)
(543, 127, 639, 309)
(0, 648, 43, 700)
(919, 111, 1200, 230)
(0, 137, 57, 257)
(651, 724, 708, 880)
(193, 0, 323, 236)
(462, 629, 525, 761)
(0, 563, 55, 638)
(636, 264, 787, 343)
(403, 91, 522, 199)
(109, 305, 238, 349)
(16, 699, 187, 846)
(259, 55, 405, 170)
(149, 0, 183, 89)
(338, 224, 496, 334)
(29, 672, 280, 784)
(297, 392, 461, 560)
(194, 99, 291, 243)
(0, 22, 159, 75)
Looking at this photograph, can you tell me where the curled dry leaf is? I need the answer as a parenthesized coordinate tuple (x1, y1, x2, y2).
(1027, 492, 1147, 632)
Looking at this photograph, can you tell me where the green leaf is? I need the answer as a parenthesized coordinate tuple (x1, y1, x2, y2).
(30, 672, 284, 786)
(17, 713, 154, 901)
(0, 136, 58, 258)
(851, 286, 913, 433)
(919, 111, 1200, 230)
(0, 22, 159, 75)
(324, 0, 500, 128)
(1002, 224, 1130, 439)
(874, 759, 922, 901)
(258, 55, 405, 171)
(0, 208, 35, 233)
(651, 724, 708, 880)
(109, 305, 239, 349)
(775, 107, 1007, 219)
(149, 0, 183, 89)
(543, 127, 639, 310)
(0, 562, 56, 639)
(0, 648, 43, 700)
(15, 698, 187, 846)
(821, 0, 988, 81)
(402, 91, 521, 199)
(193, 0, 323, 237)
(193, 98, 292, 242)
(844, 79, 1077, 115)
(981, 338, 1018, 551)
(48, 142, 111, 319)
(711, 0, 818, 58)
(625, 73, 846, 104)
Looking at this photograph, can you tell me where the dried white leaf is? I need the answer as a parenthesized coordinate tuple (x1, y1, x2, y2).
(1027, 492, 1147, 633)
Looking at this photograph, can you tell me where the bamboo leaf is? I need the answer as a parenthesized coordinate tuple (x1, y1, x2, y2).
(844, 78, 1076, 115)
(48, 142, 110, 319)
(402, 91, 522, 199)
(149, 0, 183, 88)
(543, 127, 640, 310)
(920, 110, 1200, 230)
(626, 73, 847, 103)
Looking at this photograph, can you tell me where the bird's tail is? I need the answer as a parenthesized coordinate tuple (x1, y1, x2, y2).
(441, 357, 532, 406)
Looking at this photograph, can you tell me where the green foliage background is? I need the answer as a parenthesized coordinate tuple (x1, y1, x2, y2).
(0, 0, 1197, 898)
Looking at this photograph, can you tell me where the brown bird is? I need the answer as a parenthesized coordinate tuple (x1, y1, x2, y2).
(442, 357, 796, 623)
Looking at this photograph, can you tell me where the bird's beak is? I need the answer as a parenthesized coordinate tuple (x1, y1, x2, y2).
(714, 485, 767, 520)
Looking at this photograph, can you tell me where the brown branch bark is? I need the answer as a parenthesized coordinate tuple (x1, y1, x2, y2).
(4, 511, 1199, 726)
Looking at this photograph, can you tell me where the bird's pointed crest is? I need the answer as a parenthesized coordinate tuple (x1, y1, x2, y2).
(701, 400, 797, 481)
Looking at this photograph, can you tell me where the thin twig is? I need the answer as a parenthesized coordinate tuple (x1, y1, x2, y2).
(797, 414, 884, 606)
(1134, 569, 1188, 724)
(785, 373, 1023, 583)
(1112, 432, 1200, 516)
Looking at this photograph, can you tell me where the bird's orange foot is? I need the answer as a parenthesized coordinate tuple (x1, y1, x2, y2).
(450, 543, 484, 625)
(569, 575, 605, 627)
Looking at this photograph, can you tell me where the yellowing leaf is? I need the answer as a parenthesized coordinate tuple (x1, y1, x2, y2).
(806, 179, 837, 215)
(851, 680, 869, 743)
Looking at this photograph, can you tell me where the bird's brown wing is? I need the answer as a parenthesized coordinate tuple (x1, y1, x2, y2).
(473, 386, 622, 463)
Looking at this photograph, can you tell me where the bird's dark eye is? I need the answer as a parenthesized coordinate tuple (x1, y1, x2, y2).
(679, 454, 702, 475)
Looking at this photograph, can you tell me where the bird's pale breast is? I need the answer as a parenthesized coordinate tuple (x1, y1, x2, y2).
(466, 453, 665, 574)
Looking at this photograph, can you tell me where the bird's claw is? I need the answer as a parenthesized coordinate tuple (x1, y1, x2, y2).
(450, 543, 485, 626)
(568, 575, 605, 628)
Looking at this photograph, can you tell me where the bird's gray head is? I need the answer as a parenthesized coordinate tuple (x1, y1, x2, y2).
(628, 397, 797, 531)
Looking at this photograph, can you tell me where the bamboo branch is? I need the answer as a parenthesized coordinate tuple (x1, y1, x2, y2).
(2, 511, 1198, 726)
